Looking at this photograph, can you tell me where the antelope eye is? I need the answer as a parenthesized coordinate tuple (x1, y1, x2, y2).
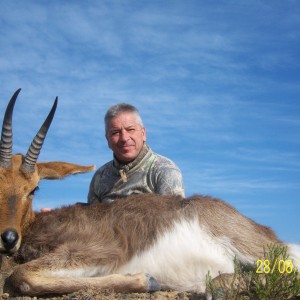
(29, 186, 40, 196)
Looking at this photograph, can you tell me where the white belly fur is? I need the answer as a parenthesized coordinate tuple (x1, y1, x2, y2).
(118, 218, 246, 293)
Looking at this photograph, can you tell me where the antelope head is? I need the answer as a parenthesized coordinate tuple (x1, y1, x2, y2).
(0, 89, 95, 255)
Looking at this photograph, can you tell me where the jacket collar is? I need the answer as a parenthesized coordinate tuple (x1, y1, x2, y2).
(113, 143, 150, 173)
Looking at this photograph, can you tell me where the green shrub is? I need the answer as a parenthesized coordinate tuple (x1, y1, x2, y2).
(206, 244, 300, 300)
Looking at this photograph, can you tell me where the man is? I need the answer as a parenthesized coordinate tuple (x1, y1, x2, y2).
(88, 103, 185, 203)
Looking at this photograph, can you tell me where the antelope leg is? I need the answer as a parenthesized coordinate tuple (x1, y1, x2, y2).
(9, 263, 160, 296)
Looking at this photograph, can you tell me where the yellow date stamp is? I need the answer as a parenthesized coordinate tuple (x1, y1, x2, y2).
(256, 259, 300, 274)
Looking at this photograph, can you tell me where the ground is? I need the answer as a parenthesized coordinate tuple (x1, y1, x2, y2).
(0, 290, 207, 300)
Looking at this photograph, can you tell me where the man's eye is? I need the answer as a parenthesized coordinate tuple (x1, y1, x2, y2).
(126, 128, 136, 134)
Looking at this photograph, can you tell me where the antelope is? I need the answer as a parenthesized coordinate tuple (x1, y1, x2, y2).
(0, 89, 299, 297)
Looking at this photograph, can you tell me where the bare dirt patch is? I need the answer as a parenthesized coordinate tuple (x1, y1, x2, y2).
(1, 290, 206, 300)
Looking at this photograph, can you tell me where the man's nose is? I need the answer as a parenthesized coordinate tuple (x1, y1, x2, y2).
(119, 129, 130, 141)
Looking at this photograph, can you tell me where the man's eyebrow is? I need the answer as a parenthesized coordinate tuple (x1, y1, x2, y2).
(109, 127, 120, 131)
(108, 123, 140, 132)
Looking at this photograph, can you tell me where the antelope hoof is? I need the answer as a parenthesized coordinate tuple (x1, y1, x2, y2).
(146, 274, 160, 292)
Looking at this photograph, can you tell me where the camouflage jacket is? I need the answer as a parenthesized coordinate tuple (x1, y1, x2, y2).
(88, 144, 185, 203)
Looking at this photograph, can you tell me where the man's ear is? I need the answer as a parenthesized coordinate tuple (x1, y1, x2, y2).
(106, 134, 112, 150)
(37, 162, 95, 180)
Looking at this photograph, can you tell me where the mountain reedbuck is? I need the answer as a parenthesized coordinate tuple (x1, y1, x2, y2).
(0, 89, 299, 296)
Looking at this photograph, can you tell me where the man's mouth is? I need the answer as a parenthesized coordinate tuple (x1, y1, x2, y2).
(120, 144, 134, 150)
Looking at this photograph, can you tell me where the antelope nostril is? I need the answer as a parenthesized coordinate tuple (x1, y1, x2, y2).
(1, 229, 19, 250)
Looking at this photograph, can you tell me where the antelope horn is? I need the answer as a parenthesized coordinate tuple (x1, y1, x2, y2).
(0, 89, 21, 169)
(22, 97, 58, 173)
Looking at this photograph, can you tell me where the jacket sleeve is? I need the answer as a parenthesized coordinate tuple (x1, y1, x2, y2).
(87, 172, 99, 204)
(152, 158, 185, 197)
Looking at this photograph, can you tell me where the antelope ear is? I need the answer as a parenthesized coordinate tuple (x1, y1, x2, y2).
(37, 162, 95, 180)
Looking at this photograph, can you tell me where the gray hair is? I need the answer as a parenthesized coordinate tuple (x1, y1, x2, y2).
(104, 103, 144, 134)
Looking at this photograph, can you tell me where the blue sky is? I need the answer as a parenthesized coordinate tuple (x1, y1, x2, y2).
(0, 1, 299, 244)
